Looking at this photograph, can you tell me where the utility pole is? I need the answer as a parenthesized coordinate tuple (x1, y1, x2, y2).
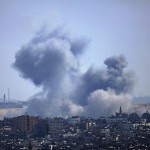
(8, 88, 10, 101)
(4, 94, 5, 103)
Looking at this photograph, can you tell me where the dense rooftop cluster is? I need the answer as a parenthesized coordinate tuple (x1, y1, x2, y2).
(0, 107, 150, 150)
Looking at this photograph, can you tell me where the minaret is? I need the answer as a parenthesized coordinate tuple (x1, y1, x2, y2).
(119, 106, 122, 114)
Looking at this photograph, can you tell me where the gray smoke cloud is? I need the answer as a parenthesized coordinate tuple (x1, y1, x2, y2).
(74, 55, 134, 106)
(13, 27, 135, 118)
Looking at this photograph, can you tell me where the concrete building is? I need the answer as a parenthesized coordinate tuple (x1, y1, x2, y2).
(48, 117, 64, 139)
(86, 120, 96, 131)
(14, 114, 39, 132)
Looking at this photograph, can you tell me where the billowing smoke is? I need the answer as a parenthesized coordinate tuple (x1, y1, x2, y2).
(13, 27, 135, 118)
(74, 55, 134, 106)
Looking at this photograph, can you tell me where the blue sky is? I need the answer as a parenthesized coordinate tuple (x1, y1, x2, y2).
(0, 0, 150, 101)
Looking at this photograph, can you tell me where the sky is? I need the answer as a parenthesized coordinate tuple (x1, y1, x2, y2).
(0, 0, 150, 101)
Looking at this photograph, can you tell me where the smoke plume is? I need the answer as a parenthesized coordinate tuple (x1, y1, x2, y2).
(13, 27, 135, 118)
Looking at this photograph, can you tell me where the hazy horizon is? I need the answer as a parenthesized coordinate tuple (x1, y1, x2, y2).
(0, 0, 150, 118)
